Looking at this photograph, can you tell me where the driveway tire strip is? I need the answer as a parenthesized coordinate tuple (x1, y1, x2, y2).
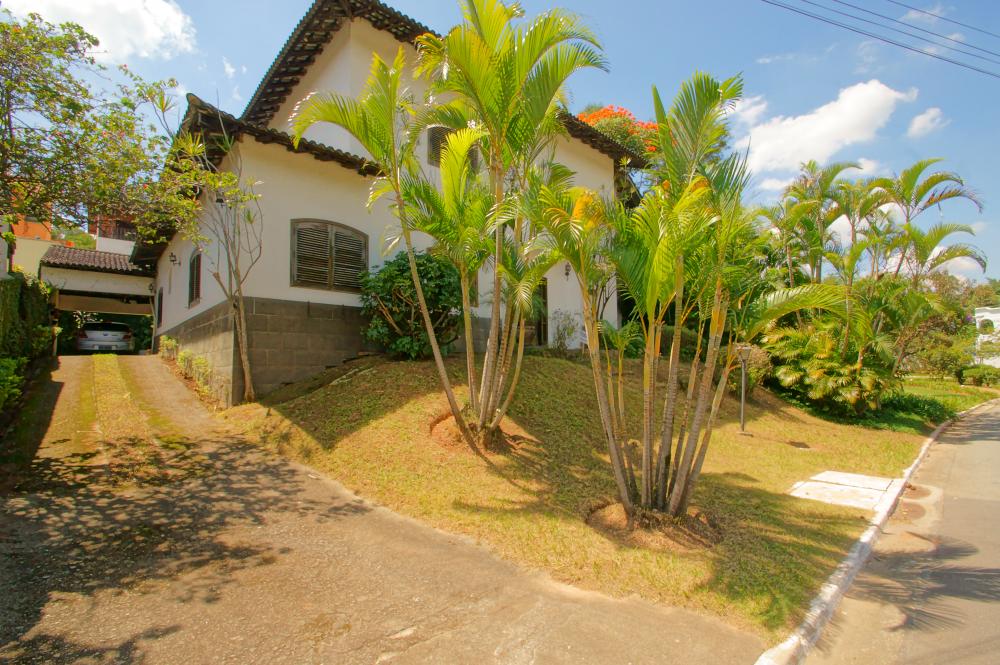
(754, 397, 1000, 665)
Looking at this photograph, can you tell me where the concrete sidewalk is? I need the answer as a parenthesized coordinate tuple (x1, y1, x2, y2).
(806, 399, 1000, 664)
(0, 356, 765, 664)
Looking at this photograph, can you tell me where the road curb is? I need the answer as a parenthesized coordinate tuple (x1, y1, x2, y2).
(753, 397, 1000, 665)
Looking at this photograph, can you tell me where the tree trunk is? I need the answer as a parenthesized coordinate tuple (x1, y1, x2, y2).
(668, 281, 725, 516)
(676, 361, 731, 514)
(655, 259, 684, 509)
(460, 273, 479, 412)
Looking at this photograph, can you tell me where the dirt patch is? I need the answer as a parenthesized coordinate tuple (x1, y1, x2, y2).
(904, 483, 931, 500)
(896, 500, 926, 522)
(430, 413, 538, 454)
(587, 502, 722, 553)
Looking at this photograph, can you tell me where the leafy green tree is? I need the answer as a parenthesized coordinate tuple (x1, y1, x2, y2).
(0, 10, 176, 235)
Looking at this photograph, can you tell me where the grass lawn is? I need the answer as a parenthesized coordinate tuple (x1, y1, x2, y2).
(902, 375, 999, 414)
(227, 355, 934, 639)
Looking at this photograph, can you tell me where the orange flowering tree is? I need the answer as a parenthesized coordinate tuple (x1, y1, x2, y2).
(577, 104, 657, 155)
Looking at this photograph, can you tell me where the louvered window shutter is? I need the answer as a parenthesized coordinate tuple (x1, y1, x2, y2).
(188, 252, 201, 305)
(293, 223, 332, 287)
(332, 229, 366, 290)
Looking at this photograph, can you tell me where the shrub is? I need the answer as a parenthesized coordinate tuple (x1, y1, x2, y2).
(959, 365, 1000, 386)
(727, 344, 771, 396)
(359, 251, 461, 360)
(765, 320, 895, 414)
(550, 309, 581, 358)
(0, 270, 50, 358)
(177, 349, 194, 377)
(0, 357, 26, 411)
(159, 336, 178, 360)
(879, 391, 955, 424)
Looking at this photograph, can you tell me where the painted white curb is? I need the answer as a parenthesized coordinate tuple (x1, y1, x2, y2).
(754, 397, 1000, 665)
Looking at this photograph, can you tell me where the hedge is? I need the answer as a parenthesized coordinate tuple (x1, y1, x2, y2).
(0, 269, 51, 413)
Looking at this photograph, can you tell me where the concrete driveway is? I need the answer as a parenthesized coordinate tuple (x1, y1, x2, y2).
(807, 399, 1000, 664)
(0, 355, 763, 664)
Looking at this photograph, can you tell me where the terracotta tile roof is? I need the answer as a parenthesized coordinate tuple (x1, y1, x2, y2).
(240, 0, 645, 166)
(40, 245, 154, 276)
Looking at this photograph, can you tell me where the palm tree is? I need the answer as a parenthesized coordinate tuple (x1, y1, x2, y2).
(403, 128, 492, 412)
(415, 0, 608, 441)
(870, 158, 982, 276)
(785, 160, 858, 282)
(903, 222, 987, 285)
(292, 48, 473, 442)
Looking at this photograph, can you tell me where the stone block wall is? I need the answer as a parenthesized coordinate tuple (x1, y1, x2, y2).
(158, 300, 237, 406)
(237, 297, 372, 398)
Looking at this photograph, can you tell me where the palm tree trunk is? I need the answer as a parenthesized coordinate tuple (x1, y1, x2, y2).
(478, 162, 506, 430)
(460, 273, 479, 413)
(397, 206, 472, 445)
(489, 317, 527, 429)
(669, 318, 705, 499)
(677, 361, 732, 514)
(582, 294, 633, 515)
(655, 260, 684, 509)
(669, 281, 725, 516)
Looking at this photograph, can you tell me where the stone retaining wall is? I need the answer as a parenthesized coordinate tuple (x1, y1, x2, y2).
(158, 300, 237, 406)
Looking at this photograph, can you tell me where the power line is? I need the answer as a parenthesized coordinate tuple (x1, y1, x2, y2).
(758, 0, 1000, 80)
(796, 0, 1000, 66)
(830, 0, 1000, 59)
(885, 1, 1000, 41)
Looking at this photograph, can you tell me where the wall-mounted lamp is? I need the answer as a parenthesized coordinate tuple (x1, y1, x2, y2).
(215, 193, 226, 205)
(564, 262, 571, 279)
(169, 252, 180, 266)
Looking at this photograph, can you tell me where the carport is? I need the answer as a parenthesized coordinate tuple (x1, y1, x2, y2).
(38, 245, 155, 317)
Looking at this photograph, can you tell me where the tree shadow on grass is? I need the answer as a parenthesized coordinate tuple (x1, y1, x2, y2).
(0, 433, 371, 663)
(0, 359, 64, 491)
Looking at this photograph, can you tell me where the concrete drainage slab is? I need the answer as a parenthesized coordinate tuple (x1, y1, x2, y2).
(788, 471, 904, 512)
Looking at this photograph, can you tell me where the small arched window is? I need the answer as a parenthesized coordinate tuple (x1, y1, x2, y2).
(188, 251, 201, 306)
(291, 220, 368, 292)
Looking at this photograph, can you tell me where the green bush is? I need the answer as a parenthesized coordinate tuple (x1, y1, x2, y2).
(727, 344, 771, 396)
(159, 336, 178, 360)
(959, 365, 1000, 386)
(359, 251, 461, 360)
(1, 270, 50, 358)
(879, 391, 954, 424)
(0, 357, 26, 411)
(177, 349, 194, 377)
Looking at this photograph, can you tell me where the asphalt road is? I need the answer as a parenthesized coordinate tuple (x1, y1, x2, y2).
(807, 399, 1000, 665)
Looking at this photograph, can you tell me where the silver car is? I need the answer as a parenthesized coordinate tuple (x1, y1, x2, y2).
(76, 322, 135, 353)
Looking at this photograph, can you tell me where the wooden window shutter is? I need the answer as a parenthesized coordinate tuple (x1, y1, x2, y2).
(188, 252, 201, 305)
(332, 228, 366, 290)
(293, 222, 332, 287)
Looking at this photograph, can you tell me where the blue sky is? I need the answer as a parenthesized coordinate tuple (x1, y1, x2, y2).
(9, 0, 998, 280)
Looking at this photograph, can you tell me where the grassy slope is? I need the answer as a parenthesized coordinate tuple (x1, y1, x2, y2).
(229, 356, 927, 638)
(903, 376, 999, 413)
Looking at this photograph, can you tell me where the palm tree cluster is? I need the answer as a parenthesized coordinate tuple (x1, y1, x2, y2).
(760, 159, 985, 411)
(291, 0, 987, 520)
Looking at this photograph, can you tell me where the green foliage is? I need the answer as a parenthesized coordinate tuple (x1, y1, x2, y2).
(765, 319, 895, 414)
(0, 270, 51, 359)
(176, 349, 193, 376)
(360, 252, 462, 360)
(879, 391, 955, 425)
(159, 336, 178, 360)
(550, 310, 581, 358)
(0, 357, 27, 411)
(0, 10, 179, 231)
(959, 365, 1000, 386)
(727, 344, 771, 396)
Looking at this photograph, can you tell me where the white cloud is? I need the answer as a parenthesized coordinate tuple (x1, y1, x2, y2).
(223, 57, 236, 80)
(736, 80, 917, 174)
(732, 95, 768, 127)
(758, 177, 792, 192)
(970, 221, 988, 234)
(856, 157, 887, 177)
(937, 255, 985, 276)
(902, 3, 946, 24)
(231, 86, 243, 104)
(907, 107, 949, 138)
(5, 0, 196, 62)
(756, 53, 795, 65)
(169, 83, 189, 100)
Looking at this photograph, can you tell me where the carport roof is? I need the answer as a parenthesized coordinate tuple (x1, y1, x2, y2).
(40, 245, 155, 277)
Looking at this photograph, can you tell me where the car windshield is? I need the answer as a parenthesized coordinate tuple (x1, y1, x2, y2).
(82, 322, 131, 332)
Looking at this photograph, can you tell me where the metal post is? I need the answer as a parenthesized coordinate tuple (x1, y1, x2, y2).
(740, 358, 747, 433)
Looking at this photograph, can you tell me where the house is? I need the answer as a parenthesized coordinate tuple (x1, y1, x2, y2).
(975, 306, 1000, 368)
(147, 0, 638, 406)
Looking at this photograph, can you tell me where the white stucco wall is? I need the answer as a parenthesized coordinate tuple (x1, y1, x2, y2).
(155, 233, 228, 333)
(11, 238, 60, 277)
(95, 237, 135, 255)
(40, 266, 153, 297)
(974, 306, 1000, 368)
(270, 20, 430, 159)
